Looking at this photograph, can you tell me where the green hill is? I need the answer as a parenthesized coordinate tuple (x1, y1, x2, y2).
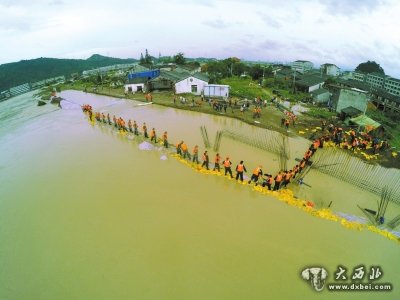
(0, 54, 137, 91)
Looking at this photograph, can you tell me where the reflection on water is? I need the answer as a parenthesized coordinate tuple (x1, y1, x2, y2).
(0, 90, 399, 300)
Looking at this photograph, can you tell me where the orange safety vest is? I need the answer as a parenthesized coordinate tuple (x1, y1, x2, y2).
(193, 147, 198, 154)
(150, 130, 155, 137)
(181, 143, 188, 151)
(300, 161, 306, 168)
(253, 167, 261, 176)
(163, 134, 167, 140)
(285, 172, 292, 181)
(275, 174, 283, 182)
(237, 164, 244, 172)
(223, 160, 231, 167)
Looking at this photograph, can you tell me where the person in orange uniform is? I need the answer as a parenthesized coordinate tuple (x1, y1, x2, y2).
(201, 151, 209, 170)
(162, 131, 168, 148)
(293, 165, 299, 178)
(223, 157, 233, 178)
(150, 128, 157, 143)
(143, 122, 148, 138)
(298, 159, 306, 173)
(133, 120, 138, 135)
(248, 165, 263, 185)
(282, 170, 294, 188)
(235, 160, 247, 182)
(213, 153, 221, 171)
(262, 174, 273, 190)
(128, 119, 133, 133)
(181, 141, 189, 159)
(273, 171, 283, 191)
(192, 145, 199, 164)
(120, 118, 127, 131)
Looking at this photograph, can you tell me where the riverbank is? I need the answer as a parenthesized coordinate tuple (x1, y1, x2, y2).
(58, 82, 399, 168)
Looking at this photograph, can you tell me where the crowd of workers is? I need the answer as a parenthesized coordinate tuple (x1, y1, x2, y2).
(83, 104, 324, 192)
(322, 122, 389, 155)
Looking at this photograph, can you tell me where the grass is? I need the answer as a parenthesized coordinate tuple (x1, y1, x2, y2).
(220, 77, 273, 99)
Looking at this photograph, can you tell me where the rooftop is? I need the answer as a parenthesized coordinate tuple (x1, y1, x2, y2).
(311, 88, 329, 96)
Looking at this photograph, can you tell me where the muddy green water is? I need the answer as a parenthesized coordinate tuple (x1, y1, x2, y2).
(0, 90, 399, 299)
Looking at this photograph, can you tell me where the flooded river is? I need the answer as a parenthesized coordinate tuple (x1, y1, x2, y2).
(0, 90, 399, 299)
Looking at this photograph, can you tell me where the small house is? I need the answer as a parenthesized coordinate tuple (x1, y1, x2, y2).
(175, 73, 209, 95)
(124, 77, 147, 93)
(310, 88, 330, 103)
(331, 86, 369, 114)
(295, 75, 325, 93)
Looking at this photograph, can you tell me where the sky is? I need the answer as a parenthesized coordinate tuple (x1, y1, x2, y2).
(1, 0, 400, 77)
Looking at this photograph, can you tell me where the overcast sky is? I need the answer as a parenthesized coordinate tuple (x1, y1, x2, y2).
(1, 0, 399, 76)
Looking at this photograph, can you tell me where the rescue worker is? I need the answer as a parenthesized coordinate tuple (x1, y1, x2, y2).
(128, 119, 133, 133)
(248, 165, 263, 185)
(133, 120, 138, 135)
(213, 153, 221, 171)
(120, 118, 127, 131)
(284, 119, 290, 130)
(235, 160, 247, 182)
(273, 171, 283, 191)
(143, 122, 148, 138)
(282, 170, 293, 188)
(293, 165, 299, 178)
(298, 159, 306, 174)
(176, 141, 183, 155)
(162, 131, 168, 148)
(201, 150, 209, 170)
(181, 141, 190, 159)
(192, 145, 199, 164)
(150, 128, 157, 143)
(262, 174, 273, 190)
(223, 157, 233, 178)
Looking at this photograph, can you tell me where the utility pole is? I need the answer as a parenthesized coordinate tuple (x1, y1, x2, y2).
(293, 70, 296, 93)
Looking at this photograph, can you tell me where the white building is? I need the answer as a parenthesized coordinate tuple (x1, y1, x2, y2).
(175, 74, 209, 95)
(320, 63, 340, 77)
(291, 60, 314, 74)
(124, 78, 147, 93)
(204, 84, 230, 98)
(384, 77, 400, 96)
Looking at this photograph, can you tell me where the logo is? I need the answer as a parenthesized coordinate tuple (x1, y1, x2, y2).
(300, 265, 392, 292)
(301, 267, 328, 292)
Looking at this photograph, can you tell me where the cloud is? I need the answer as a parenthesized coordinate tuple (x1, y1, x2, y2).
(319, 0, 388, 16)
(257, 12, 282, 28)
(49, 0, 64, 5)
(203, 19, 231, 29)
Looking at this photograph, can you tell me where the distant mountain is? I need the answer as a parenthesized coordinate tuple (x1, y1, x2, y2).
(0, 54, 138, 91)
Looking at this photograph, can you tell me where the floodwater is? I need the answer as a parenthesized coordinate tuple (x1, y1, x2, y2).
(0, 90, 399, 300)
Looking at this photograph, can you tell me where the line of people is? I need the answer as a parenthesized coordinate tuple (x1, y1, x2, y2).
(83, 104, 320, 193)
(83, 105, 170, 148)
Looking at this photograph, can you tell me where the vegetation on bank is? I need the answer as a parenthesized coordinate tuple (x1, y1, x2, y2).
(0, 54, 137, 91)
